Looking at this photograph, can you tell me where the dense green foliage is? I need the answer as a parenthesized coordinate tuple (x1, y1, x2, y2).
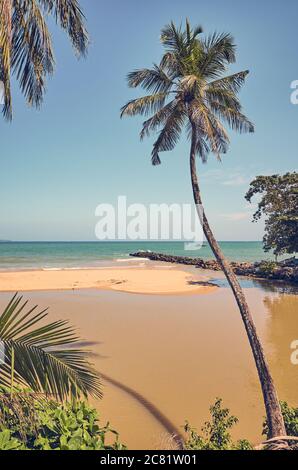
(0, 387, 124, 450)
(246, 173, 298, 257)
(1, 392, 298, 451)
(184, 398, 252, 450)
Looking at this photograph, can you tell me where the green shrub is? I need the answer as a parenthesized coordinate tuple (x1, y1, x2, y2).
(258, 261, 277, 275)
(184, 398, 252, 450)
(0, 387, 125, 450)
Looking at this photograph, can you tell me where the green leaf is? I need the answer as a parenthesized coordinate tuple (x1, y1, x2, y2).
(0, 294, 101, 400)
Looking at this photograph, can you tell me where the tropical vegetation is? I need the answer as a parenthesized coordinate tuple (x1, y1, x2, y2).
(246, 172, 298, 258)
(184, 398, 252, 450)
(0, 293, 101, 399)
(0, 0, 88, 119)
(0, 295, 124, 451)
(0, 386, 124, 450)
(121, 19, 286, 438)
(185, 399, 298, 451)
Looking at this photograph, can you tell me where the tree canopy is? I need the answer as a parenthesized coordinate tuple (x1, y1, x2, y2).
(245, 172, 298, 257)
(121, 19, 254, 166)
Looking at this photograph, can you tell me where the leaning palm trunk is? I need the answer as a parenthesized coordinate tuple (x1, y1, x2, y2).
(121, 19, 287, 441)
(189, 123, 286, 438)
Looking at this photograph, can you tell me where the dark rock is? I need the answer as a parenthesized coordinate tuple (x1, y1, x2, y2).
(130, 251, 298, 285)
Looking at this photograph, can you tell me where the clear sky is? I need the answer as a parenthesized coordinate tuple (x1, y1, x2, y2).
(0, 0, 297, 241)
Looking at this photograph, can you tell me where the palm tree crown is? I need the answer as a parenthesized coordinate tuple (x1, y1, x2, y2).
(0, 0, 88, 119)
(121, 19, 254, 163)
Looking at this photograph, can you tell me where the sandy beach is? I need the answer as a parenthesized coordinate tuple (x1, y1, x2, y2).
(0, 266, 217, 295)
(0, 278, 297, 449)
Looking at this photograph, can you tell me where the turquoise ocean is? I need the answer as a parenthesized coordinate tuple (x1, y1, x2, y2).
(0, 241, 279, 271)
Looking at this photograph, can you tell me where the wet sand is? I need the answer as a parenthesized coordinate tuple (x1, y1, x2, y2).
(0, 270, 297, 449)
(0, 266, 216, 295)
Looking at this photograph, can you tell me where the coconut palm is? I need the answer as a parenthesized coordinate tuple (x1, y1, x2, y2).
(121, 20, 286, 438)
(0, 293, 101, 400)
(0, 0, 88, 119)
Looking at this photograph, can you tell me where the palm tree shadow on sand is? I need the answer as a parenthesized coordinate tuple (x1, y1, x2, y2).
(68, 342, 184, 448)
(100, 373, 184, 450)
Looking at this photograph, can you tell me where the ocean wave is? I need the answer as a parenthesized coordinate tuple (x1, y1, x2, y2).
(115, 258, 134, 262)
(42, 267, 63, 271)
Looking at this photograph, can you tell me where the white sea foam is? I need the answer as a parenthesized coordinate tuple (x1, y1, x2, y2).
(115, 258, 134, 262)
(42, 267, 63, 271)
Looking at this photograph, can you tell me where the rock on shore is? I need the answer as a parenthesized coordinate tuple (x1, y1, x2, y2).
(130, 252, 298, 284)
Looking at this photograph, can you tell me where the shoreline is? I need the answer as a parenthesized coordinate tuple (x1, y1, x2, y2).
(0, 266, 217, 295)
(130, 251, 298, 284)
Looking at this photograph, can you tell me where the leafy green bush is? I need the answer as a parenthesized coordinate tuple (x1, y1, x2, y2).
(258, 261, 277, 275)
(185, 399, 298, 451)
(0, 387, 125, 450)
(184, 398, 252, 450)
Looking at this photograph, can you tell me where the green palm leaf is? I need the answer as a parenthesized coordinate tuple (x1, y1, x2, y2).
(120, 93, 169, 117)
(0, 0, 88, 119)
(0, 294, 101, 400)
(127, 65, 173, 93)
(121, 19, 254, 164)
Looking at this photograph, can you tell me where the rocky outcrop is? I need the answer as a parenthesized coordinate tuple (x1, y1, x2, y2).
(130, 252, 298, 284)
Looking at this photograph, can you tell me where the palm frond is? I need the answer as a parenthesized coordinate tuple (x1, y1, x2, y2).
(192, 24, 204, 39)
(127, 65, 173, 93)
(192, 102, 230, 158)
(120, 93, 168, 118)
(205, 87, 242, 111)
(140, 99, 177, 139)
(209, 101, 254, 134)
(0, 0, 88, 119)
(40, 0, 89, 56)
(151, 102, 186, 165)
(160, 21, 186, 53)
(186, 120, 210, 162)
(0, 294, 101, 400)
(11, 0, 55, 109)
(159, 51, 179, 78)
(195, 135, 210, 162)
(200, 32, 236, 79)
(208, 70, 250, 93)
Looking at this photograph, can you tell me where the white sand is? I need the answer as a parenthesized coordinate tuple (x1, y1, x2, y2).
(0, 267, 216, 295)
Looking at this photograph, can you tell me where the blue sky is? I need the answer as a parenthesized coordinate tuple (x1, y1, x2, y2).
(0, 0, 297, 241)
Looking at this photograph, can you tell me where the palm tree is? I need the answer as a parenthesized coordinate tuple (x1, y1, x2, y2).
(121, 20, 286, 438)
(0, 0, 88, 119)
(0, 293, 101, 400)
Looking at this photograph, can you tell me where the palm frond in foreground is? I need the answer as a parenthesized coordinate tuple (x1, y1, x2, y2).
(0, 293, 101, 400)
